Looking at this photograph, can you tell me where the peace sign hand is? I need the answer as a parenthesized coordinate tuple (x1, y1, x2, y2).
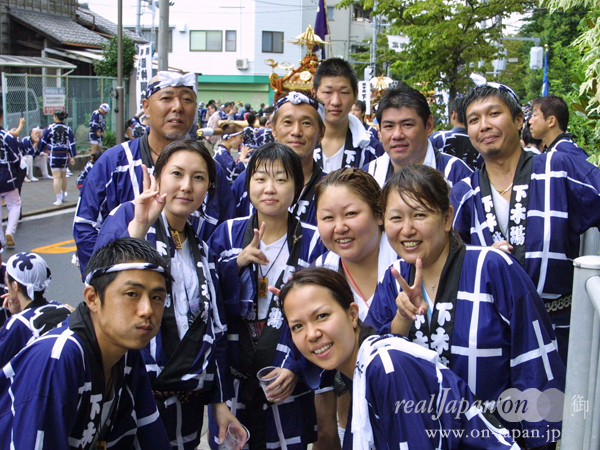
(237, 222, 269, 269)
(127, 164, 166, 239)
(390, 258, 428, 335)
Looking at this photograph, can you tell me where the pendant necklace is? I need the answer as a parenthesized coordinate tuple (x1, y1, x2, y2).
(258, 238, 287, 297)
(170, 228, 183, 249)
(492, 181, 513, 196)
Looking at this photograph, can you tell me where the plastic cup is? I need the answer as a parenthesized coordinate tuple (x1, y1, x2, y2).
(218, 422, 250, 450)
(256, 365, 279, 398)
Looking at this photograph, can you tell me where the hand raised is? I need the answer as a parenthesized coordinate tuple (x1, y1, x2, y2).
(391, 258, 428, 321)
(237, 221, 269, 269)
(128, 164, 166, 238)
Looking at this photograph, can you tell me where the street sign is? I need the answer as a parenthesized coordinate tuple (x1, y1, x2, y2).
(43, 87, 66, 115)
(358, 80, 371, 115)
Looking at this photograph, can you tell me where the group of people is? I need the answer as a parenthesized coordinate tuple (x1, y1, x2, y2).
(0, 57, 598, 449)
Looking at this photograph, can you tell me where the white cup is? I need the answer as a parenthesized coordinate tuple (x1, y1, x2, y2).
(256, 365, 279, 398)
(218, 422, 250, 450)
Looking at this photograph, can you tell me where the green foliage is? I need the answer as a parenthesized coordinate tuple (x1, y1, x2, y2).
(103, 130, 116, 149)
(338, 0, 529, 100)
(94, 35, 136, 77)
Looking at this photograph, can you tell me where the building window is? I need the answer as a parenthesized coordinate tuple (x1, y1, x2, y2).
(190, 30, 223, 51)
(225, 30, 237, 52)
(353, 5, 372, 22)
(327, 6, 335, 20)
(127, 27, 172, 52)
(262, 31, 284, 53)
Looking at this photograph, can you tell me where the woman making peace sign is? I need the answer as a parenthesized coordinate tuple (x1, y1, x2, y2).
(365, 165, 565, 449)
(209, 142, 326, 449)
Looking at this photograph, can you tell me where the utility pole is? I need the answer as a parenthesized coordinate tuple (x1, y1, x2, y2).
(157, 0, 169, 70)
(136, 0, 142, 36)
(370, 0, 378, 78)
(116, 0, 124, 144)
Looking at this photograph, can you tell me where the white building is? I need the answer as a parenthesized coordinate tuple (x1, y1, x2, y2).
(113, 0, 376, 106)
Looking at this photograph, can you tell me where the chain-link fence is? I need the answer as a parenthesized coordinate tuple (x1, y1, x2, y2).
(1, 73, 130, 152)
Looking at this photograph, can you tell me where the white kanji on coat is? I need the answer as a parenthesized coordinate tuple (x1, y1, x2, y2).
(486, 213, 498, 232)
(436, 303, 453, 326)
(510, 225, 526, 246)
(431, 327, 450, 354)
(414, 330, 429, 348)
(414, 314, 425, 330)
(514, 184, 528, 202)
(482, 195, 494, 213)
(267, 307, 284, 329)
(510, 203, 527, 225)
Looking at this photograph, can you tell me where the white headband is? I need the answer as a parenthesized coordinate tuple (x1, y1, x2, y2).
(6, 252, 51, 300)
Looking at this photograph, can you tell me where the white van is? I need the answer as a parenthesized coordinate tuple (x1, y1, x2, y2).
(0, 87, 41, 131)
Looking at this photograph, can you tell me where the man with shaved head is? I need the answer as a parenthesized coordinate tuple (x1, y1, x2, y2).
(74, 72, 234, 275)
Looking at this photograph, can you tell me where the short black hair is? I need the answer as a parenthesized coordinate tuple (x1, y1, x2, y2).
(354, 100, 367, 114)
(376, 85, 432, 127)
(85, 238, 170, 304)
(245, 142, 304, 205)
(531, 95, 569, 131)
(449, 96, 467, 124)
(314, 58, 358, 95)
(463, 85, 522, 128)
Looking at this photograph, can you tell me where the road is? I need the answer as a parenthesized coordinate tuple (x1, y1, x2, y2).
(4, 208, 83, 308)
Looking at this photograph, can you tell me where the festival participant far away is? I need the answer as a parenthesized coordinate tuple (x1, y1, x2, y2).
(279, 267, 519, 449)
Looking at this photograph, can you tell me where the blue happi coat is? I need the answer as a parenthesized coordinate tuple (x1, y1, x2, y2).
(213, 144, 246, 184)
(366, 244, 566, 448)
(73, 135, 235, 275)
(0, 127, 22, 193)
(0, 303, 170, 449)
(545, 132, 588, 160)
(363, 140, 473, 189)
(232, 165, 326, 226)
(344, 333, 518, 449)
(95, 201, 234, 449)
(89, 109, 106, 140)
(313, 113, 383, 171)
(39, 123, 76, 168)
(0, 299, 71, 367)
(430, 126, 481, 170)
(208, 213, 326, 449)
(451, 149, 600, 361)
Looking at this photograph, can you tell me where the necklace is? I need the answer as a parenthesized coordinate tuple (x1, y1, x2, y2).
(492, 181, 513, 196)
(170, 228, 183, 249)
(340, 259, 370, 308)
(257, 238, 287, 297)
(150, 148, 161, 160)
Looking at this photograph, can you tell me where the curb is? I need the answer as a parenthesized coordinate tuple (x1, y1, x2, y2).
(21, 202, 77, 219)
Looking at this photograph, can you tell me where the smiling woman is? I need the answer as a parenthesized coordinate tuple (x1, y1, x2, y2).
(365, 164, 566, 449)
(279, 267, 519, 449)
(93, 140, 241, 449)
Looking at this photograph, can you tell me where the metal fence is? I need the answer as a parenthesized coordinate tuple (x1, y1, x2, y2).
(1, 73, 129, 152)
(563, 228, 600, 449)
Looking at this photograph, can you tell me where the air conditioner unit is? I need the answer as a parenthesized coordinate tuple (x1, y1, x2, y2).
(236, 58, 249, 70)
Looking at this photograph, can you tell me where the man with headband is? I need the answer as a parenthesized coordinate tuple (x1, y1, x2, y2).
(232, 91, 326, 226)
(0, 252, 71, 367)
(74, 71, 235, 276)
(451, 83, 600, 383)
(89, 102, 110, 156)
(0, 238, 171, 448)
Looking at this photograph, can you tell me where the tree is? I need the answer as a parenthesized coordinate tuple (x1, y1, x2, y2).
(94, 35, 136, 77)
(543, 0, 600, 143)
(338, 0, 529, 100)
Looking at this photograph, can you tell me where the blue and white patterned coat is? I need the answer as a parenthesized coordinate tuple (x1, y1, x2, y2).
(366, 245, 566, 448)
(363, 141, 473, 188)
(208, 214, 326, 449)
(95, 201, 233, 449)
(0, 300, 71, 367)
(451, 150, 600, 360)
(39, 123, 76, 169)
(0, 127, 22, 193)
(0, 305, 170, 449)
(73, 135, 235, 275)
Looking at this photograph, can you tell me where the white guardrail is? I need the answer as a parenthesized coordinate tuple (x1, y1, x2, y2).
(562, 228, 600, 449)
